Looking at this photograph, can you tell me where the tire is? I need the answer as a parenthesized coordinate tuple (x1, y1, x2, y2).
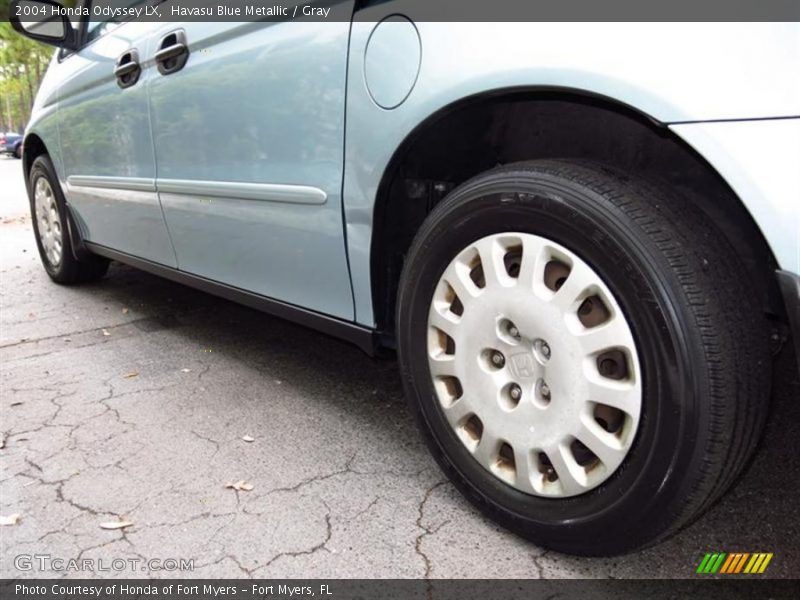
(14, 144, 22, 159)
(396, 160, 770, 555)
(29, 155, 109, 284)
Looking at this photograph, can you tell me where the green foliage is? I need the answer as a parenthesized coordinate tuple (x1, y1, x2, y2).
(1, 0, 82, 130)
(1, 6, 55, 131)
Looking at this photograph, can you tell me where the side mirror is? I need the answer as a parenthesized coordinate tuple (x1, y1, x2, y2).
(9, 0, 78, 50)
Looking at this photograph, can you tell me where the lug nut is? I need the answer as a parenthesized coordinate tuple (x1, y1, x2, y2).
(507, 322, 520, 340)
(537, 379, 551, 403)
(491, 351, 506, 368)
(534, 339, 552, 364)
(509, 384, 522, 402)
(501, 319, 521, 341)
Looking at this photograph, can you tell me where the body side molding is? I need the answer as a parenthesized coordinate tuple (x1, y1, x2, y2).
(157, 179, 328, 205)
(66, 177, 328, 205)
(67, 176, 156, 192)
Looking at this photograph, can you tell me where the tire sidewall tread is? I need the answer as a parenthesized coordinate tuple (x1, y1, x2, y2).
(396, 159, 770, 555)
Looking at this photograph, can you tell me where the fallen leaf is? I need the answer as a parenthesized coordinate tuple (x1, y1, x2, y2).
(102, 329, 111, 337)
(241, 435, 255, 443)
(122, 371, 139, 379)
(99, 520, 133, 530)
(224, 480, 254, 492)
(122, 307, 129, 314)
(0, 514, 21, 526)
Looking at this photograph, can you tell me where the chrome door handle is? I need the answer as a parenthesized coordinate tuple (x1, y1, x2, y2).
(155, 30, 189, 75)
(114, 49, 141, 89)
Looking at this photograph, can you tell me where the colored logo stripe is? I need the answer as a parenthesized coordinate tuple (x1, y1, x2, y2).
(697, 552, 773, 574)
(697, 553, 726, 573)
(719, 553, 737, 573)
(720, 553, 749, 573)
(696, 553, 712, 573)
(754, 553, 773, 574)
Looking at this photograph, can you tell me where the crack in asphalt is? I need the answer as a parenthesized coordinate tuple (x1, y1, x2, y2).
(256, 504, 333, 574)
(532, 550, 549, 579)
(0, 317, 164, 350)
(352, 496, 380, 521)
(238, 453, 364, 517)
(196, 552, 253, 578)
(5, 378, 175, 525)
(5, 306, 448, 581)
(189, 429, 221, 456)
(414, 480, 450, 580)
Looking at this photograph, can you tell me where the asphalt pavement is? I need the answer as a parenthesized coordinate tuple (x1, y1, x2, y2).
(1, 155, 798, 579)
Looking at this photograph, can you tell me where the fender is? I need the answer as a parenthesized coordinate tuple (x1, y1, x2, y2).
(342, 16, 800, 325)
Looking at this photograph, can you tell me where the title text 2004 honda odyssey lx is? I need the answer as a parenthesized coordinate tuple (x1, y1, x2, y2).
(10, 0, 800, 555)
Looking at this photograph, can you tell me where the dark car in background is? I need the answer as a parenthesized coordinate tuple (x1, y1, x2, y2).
(0, 132, 23, 159)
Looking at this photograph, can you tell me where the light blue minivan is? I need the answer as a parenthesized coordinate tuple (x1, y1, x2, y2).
(10, 0, 800, 555)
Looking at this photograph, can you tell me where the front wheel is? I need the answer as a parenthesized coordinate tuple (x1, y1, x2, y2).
(396, 160, 770, 555)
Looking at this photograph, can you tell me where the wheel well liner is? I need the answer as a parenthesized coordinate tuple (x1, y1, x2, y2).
(370, 88, 781, 337)
(22, 133, 48, 184)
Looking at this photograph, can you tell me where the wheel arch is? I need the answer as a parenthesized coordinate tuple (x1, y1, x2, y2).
(23, 133, 93, 263)
(22, 132, 50, 184)
(368, 87, 782, 340)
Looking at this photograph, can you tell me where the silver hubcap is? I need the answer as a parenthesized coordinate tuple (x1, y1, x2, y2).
(427, 233, 642, 498)
(34, 177, 63, 267)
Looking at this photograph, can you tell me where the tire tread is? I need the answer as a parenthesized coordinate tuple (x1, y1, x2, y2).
(398, 159, 771, 553)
